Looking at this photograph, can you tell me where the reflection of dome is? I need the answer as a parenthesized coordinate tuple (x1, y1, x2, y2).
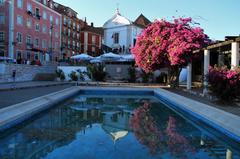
(102, 125, 128, 143)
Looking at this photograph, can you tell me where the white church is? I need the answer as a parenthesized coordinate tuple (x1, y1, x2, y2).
(103, 9, 151, 54)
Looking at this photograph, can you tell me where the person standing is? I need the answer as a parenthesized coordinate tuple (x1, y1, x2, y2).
(12, 69, 16, 88)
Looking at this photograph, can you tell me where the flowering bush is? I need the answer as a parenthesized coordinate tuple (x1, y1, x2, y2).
(131, 17, 210, 87)
(208, 66, 240, 101)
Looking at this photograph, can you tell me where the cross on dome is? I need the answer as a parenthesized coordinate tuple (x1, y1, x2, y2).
(116, 3, 120, 15)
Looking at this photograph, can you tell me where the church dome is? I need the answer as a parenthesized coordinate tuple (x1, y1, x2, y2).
(103, 9, 132, 28)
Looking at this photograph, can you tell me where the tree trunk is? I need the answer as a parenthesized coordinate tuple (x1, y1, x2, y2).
(168, 66, 182, 88)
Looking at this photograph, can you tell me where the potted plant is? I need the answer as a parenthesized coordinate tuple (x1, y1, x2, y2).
(87, 64, 106, 81)
(60, 72, 65, 81)
(56, 69, 63, 81)
(128, 66, 136, 83)
(69, 71, 78, 81)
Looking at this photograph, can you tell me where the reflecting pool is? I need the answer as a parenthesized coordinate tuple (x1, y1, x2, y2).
(0, 95, 239, 159)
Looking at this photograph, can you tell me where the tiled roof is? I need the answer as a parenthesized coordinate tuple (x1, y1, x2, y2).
(82, 24, 104, 36)
(53, 1, 78, 18)
(134, 14, 151, 28)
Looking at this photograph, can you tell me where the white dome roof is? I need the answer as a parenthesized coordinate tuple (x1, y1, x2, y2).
(103, 10, 132, 28)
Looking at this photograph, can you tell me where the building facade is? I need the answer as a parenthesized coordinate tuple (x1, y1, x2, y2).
(0, 0, 62, 63)
(80, 21, 103, 57)
(53, 3, 103, 59)
(103, 10, 151, 54)
(53, 2, 81, 60)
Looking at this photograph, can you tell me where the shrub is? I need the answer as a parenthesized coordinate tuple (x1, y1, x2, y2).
(87, 65, 106, 81)
(207, 66, 240, 101)
(69, 71, 78, 81)
(76, 69, 87, 81)
(141, 71, 153, 83)
(56, 69, 63, 78)
(128, 66, 136, 83)
(60, 72, 65, 81)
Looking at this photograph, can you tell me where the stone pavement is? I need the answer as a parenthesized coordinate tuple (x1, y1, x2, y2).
(0, 84, 73, 108)
(0, 81, 71, 91)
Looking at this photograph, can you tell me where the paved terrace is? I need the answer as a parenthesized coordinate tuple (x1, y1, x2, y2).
(0, 81, 239, 117)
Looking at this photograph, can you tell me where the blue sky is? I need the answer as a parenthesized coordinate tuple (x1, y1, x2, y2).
(55, 0, 240, 40)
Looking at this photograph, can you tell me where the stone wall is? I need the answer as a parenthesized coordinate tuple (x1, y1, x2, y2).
(0, 64, 57, 83)
(105, 64, 131, 80)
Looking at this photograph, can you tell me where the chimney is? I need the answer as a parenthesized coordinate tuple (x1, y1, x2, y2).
(91, 22, 94, 27)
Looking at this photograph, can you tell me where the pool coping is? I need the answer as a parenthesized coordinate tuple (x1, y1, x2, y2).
(0, 86, 240, 144)
(0, 86, 80, 131)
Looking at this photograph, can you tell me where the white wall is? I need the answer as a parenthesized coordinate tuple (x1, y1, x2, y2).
(104, 25, 143, 53)
(104, 26, 128, 48)
(58, 66, 91, 81)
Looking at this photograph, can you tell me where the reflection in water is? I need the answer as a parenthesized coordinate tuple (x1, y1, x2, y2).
(130, 102, 195, 157)
(0, 97, 239, 159)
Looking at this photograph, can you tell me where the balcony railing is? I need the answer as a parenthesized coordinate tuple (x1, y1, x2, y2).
(26, 10, 33, 16)
(26, 43, 33, 49)
(35, 14, 41, 20)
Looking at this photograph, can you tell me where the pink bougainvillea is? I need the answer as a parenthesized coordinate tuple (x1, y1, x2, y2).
(131, 17, 210, 73)
(208, 66, 240, 100)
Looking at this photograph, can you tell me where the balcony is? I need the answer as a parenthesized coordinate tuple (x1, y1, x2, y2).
(26, 10, 33, 16)
(26, 43, 33, 49)
(35, 14, 41, 20)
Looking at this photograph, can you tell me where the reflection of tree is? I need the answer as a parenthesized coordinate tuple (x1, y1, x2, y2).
(130, 102, 164, 155)
(165, 116, 195, 156)
(130, 102, 195, 157)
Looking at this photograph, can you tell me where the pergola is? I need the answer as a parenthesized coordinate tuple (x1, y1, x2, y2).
(187, 37, 240, 95)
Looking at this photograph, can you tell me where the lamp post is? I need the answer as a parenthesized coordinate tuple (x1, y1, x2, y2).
(50, 22, 54, 62)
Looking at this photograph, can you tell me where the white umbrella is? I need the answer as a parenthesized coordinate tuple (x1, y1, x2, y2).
(100, 52, 121, 62)
(71, 54, 93, 61)
(120, 54, 135, 61)
(90, 56, 103, 63)
(100, 52, 121, 58)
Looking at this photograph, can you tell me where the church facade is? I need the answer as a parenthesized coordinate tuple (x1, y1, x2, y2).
(103, 10, 151, 54)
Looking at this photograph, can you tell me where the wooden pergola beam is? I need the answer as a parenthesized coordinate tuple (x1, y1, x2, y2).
(193, 38, 240, 53)
(206, 40, 233, 50)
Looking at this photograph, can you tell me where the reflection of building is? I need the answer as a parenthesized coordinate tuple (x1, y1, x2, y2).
(0, 0, 61, 62)
(0, 105, 102, 159)
(103, 9, 151, 54)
